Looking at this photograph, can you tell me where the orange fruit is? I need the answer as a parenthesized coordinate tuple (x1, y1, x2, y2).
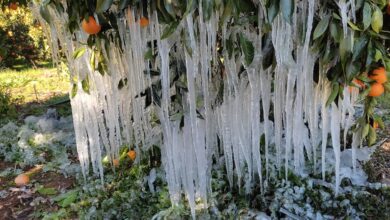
(369, 67, 387, 84)
(15, 174, 29, 186)
(349, 78, 366, 93)
(353, 79, 366, 89)
(373, 121, 379, 130)
(9, 3, 17, 10)
(127, 150, 136, 161)
(140, 17, 149, 28)
(82, 16, 101, 35)
(368, 83, 385, 97)
(113, 159, 119, 167)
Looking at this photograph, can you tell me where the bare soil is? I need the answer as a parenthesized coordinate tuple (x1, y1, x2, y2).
(0, 163, 75, 220)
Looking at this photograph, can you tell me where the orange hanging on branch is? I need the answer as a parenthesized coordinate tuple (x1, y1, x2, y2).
(113, 158, 120, 167)
(368, 82, 385, 97)
(369, 67, 387, 84)
(127, 150, 136, 161)
(82, 16, 101, 35)
(140, 17, 149, 28)
(373, 121, 379, 130)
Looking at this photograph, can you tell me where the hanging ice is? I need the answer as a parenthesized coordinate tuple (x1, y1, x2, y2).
(31, 0, 370, 217)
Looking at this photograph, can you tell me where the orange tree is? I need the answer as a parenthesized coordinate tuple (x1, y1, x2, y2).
(1, 0, 389, 144)
(0, 1, 49, 68)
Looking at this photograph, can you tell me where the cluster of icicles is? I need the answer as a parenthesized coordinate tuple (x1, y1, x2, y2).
(32, 0, 363, 217)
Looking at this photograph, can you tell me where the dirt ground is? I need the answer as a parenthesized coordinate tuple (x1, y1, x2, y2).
(364, 140, 390, 184)
(0, 164, 75, 220)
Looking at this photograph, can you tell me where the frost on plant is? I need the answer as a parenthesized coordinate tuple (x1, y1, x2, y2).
(31, 0, 369, 217)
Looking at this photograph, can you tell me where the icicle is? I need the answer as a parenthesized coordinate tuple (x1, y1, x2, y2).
(247, 68, 263, 191)
(33, 0, 366, 209)
(321, 76, 331, 180)
(338, 0, 349, 37)
(260, 69, 272, 179)
(350, 0, 356, 23)
(330, 103, 341, 195)
(351, 132, 360, 173)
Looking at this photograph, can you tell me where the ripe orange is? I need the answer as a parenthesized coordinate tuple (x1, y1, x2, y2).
(140, 17, 149, 28)
(113, 159, 119, 167)
(9, 3, 17, 10)
(15, 174, 29, 186)
(127, 150, 136, 161)
(82, 16, 101, 35)
(373, 121, 379, 130)
(353, 79, 366, 89)
(368, 83, 385, 97)
(369, 67, 387, 84)
(349, 78, 366, 93)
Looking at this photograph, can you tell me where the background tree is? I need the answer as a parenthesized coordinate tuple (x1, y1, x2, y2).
(0, 4, 50, 68)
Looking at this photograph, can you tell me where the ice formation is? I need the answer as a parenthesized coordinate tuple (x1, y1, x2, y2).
(31, 0, 364, 217)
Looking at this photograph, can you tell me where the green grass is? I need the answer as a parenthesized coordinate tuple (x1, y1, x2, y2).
(0, 66, 70, 123)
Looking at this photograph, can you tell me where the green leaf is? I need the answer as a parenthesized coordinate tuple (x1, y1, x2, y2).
(326, 83, 339, 107)
(144, 49, 153, 60)
(81, 77, 90, 94)
(221, 0, 233, 24)
(374, 49, 382, 62)
(371, 7, 383, 33)
(184, 0, 196, 17)
(330, 22, 342, 42)
(362, 123, 370, 139)
(280, 0, 294, 24)
(202, 0, 214, 21)
(170, 112, 183, 121)
(72, 47, 86, 59)
(347, 21, 362, 31)
(267, 0, 280, 23)
(37, 187, 57, 195)
(365, 40, 375, 67)
(90, 51, 96, 72)
(233, 0, 255, 14)
(71, 83, 77, 98)
(39, 5, 51, 24)
(161, 21, 179, 40)
(313, 16, 330, 40)
(368, 126, 377, 146)
(181, 29, 192, 57)
(96, 0, 113, 13)
(352, 35, 368, 61)
(339, 36, 351, 69)
(362, 2, 371, 30)
(54, 190, 78, 208)
(239, 33, 254, 66)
